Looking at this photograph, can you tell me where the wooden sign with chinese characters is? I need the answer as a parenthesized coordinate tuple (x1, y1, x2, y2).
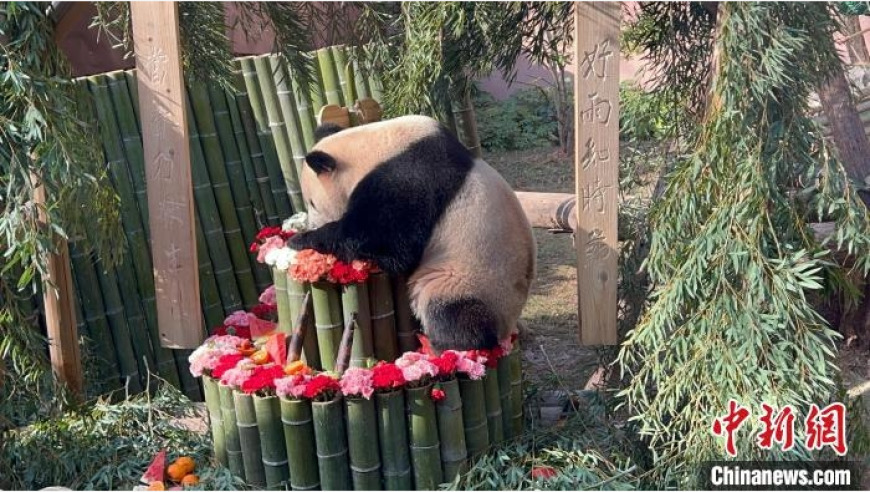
(574, 2, 619, 345)
(131, 2, 202, 348)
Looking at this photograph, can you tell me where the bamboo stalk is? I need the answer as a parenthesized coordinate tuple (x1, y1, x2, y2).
(311, 282, 343, 372)
(270, 55, 310, 190)
(342, 283, 374, 368)
(202, 375, 228, 466)
(190, 84, 260, 309)
(254, 394, 291, 489)
(289, 279, 321, 370)
(407, 384, 443, 490)
(207, 83, 271, 291)
(233, 62, 281, 224)
(345, 396, 382, 490)
(452, 89, 482, 158)
(195, 212, 227, 330)
(457, 377, 490, 457)
(173, 349, 203, 400)
(234, 390, 267, 487)
(316, 48, 344, 107)
(309, 53, 327, 112)
(312, 397, 352, 490)
(368, 273, 398, 362)
(497, 357, 513, 440)
(291, 75, 317, 149)
(350, 47, 372, 100)
(334, 314, 357, 376)
(254, 55, 306, 212)
(281, 397, 320, 491)
(219, 382, 246, 479)
(331, 46, 357, 109)
(275, 270, 292, 335)
(287, 291, 311, 362)
(239, 57, 293, 218)
(435, 378, 468, 481)
(483, 367, 504, 443)
(376, 390, 412, 490)
(223, 83, 269, 230)
(508, 347, 524, 437)
(391, 275, 419, 353)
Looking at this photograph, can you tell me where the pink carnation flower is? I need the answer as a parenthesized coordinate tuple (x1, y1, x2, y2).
(455, 351, 486, 380)
(340, 367, 375, 399)
(187, 335, 247, 377)
(396, 352, 439, 385)
(275, 374, 313, 399)
(259, 285, 277, 306)
(220, 359, 256, 388)
(224, 310, 250, 328)
(257, 236, 286, 264)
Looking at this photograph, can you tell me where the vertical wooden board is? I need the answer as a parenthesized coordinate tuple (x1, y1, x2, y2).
(131, 2, 203, 348)
(574, 2, 619, 345)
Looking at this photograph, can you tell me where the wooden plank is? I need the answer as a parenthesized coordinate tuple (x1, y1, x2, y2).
(354, 98, 383, 124)
(131, 2, 202, 348)
(574, 2, 620, 345)
(317, 104, 352, 128)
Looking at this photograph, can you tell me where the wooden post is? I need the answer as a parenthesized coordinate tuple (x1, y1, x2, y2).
(131, 2, 203, 348)
(574, 3, 619, 345)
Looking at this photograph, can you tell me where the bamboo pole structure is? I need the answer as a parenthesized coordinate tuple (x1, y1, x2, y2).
(457, 377, 490, 457)
(368, 273, 398, 362)
(275, 270, 293, 335)
(331, 46, 357, 111)
(288, 279, 321, 369)
(202, 375, 228, 466)
(220, 383, 246, 479)
(508, 347, 524, 436)
(497, 357, 513, 440)
(316, 48, 343, 107)
(312, 397, 353, 490)
(91, 258, 142, 393)
(254, 394, 291, 489)
(345, 396, 383, 489)
(483, 367, 504, 443)
(435, 378, 467, 481)
(194, 216, 228, 330)
(270, 55, 310, 188)
(350, 47, 372, 101)
(391, 276, 419, 353)
(407, 384, 443, 490)
(342, 283, 374, 368)
(234, 390, 268, 487)
(311, 282, 343, 372)
(281, 397, 321, 491)
(291, 75, 318, 150)
(376, 390, 412, 490)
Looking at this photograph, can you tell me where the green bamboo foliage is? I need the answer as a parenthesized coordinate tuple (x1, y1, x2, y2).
(508, 348, 524, 437)
(253, 55, 306, 212)
(435, 379, 467, 480)
(316, 48, 343, 107)
(239, 57, 293, 218)
(311, 282, 343, 372)
(254, 394, 291, 489)
(342, 283, 374, 368)
(234, 390, 267, 487)
(368, 273, 398, 362)
(497, 357, 513, 440)
(275, 270, 292, 335)
(312, 397, 352, 490)
(345, 397, 382, 489)
(457, 377, 489, 456)
(233, 64, 281, 224)
(391, 276, 419, 353)
(331, 46, 357, 110)
(281, 397, 320, 491)
(203, 376, 228, 466)
(375, 390, 412, 490)
(288, 279, 321, 370)
(270, 55, 310, 184)
(190, 85, 260, 308)
(407, 385, 443, 490)
(483, 367, 504, 443)
(219, 383, 246, 479)
(349, 47, 371, 101)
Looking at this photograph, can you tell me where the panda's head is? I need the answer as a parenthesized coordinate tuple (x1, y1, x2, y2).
(300, 115, 443, 228)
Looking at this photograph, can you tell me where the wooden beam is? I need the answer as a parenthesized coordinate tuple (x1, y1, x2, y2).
(574, 2, 620, 345)
(131, 2, 203, 348)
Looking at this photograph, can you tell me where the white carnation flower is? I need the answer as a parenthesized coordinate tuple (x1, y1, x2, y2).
(283, 212, 309, 232)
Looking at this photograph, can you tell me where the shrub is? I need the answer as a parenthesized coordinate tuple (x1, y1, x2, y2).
(474, 88, 559, 152)
(618, 82, 676, 141)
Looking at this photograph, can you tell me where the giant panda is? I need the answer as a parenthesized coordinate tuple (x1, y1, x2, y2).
(288, 115, 536, 351)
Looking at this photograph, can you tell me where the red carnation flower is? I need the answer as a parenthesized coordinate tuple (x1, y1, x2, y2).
(251, 303, 277, 320)
(371, 362, 406, 391)
(303, 374, 341, 400)
(482, 347, 504, 368)
(241, 364, 285, 394)
(279, 230, 296, 240)
(211, 353, 245, 379)
(430, 388, 446, 402)
(249, 242, 259, 253)
(255, 226, 282, 241)
(431, 351, 458, 377)
(327, 261, 371, 285)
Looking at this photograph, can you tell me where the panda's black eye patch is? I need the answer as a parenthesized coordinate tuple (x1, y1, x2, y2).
(305, 150, 336, 175)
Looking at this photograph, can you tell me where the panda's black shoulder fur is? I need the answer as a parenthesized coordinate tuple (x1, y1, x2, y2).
(290, 123, 474, 274)
(314, 123, 345, 142)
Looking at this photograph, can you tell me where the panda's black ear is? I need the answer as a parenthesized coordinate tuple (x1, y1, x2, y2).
(314, 123, 344, 142)
(305, 150, 336, 175)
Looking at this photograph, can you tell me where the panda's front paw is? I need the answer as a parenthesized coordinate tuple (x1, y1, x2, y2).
(288, 230, 322, 252)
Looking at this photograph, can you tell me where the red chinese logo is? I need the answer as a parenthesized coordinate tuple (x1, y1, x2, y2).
(805, 403, 847, 456)
(757, 403, 796, 451)
(711, 399, 751, 457)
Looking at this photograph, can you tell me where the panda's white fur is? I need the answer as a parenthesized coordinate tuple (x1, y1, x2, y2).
(290, 115, 535, 350)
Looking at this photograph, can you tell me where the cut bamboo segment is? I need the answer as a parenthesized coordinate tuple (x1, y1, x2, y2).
(452, 91, 482, 158)
(376, 390, 412, 490)
(287, 291, 312, 363)
(219, 382, 246, 479)
(331, 46, 357, 110)
(254, 394, 291, 489)
(234, 390, 267, 487)
(308, 57, 327, 118)
(483, 367, 504, 443)
(368, 273, 398, 362)
(316, 48, 343, 107)
(391, 275, 419, 353)
(497, 357, 513, 440)
(311, 282, 343, 372)
(195, 215, 227, 330)
(223, 83, 269, 229)
(457, 377, 490, 456)
(334, 315, 357, 376)
(291, 74, 317, 150)
(342, 283, 374, 368)
(288, 279, 320, 370)
(407, 385, 443, 490)
(203, 375, 228, 466)
(233, 62, 281, 224)
(254, 55, 306, 213)
(275, 270, 292, 335)
(508, 347, 524, 437)
(312, 397, 352, 490)
(190, 85, 260, 309)
(239, 57, 293, 218)
(435, 378, 467, 481)
(345, 397, 382, 490)
(270, 55, 309, 188)
(281, 397, 320, 491)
